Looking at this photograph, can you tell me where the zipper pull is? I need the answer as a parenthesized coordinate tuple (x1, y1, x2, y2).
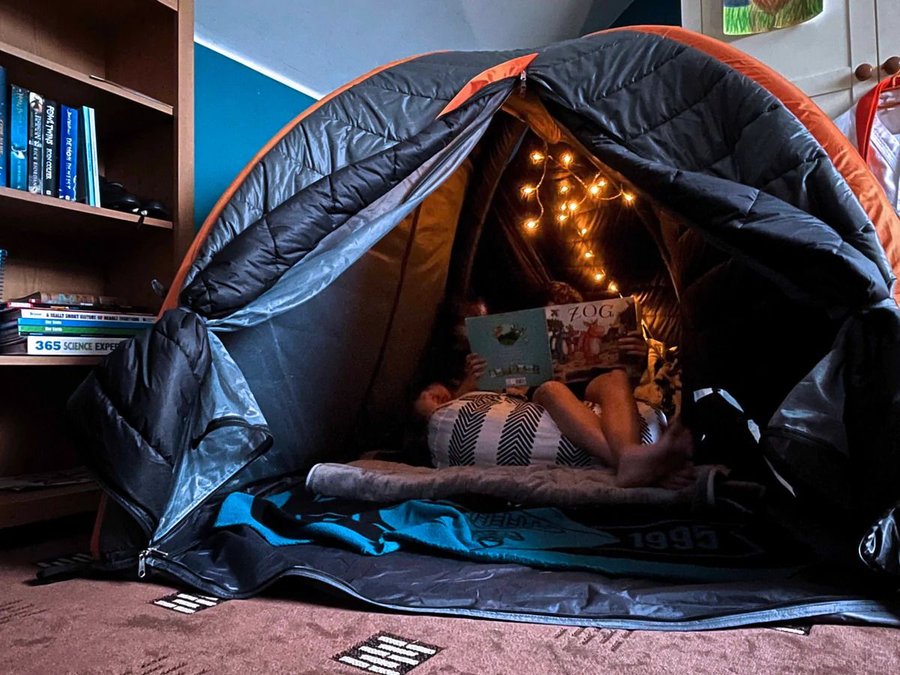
(138, 547, 166, 578)
(518, 70, 527, 95)
(138, 549, 149, 578)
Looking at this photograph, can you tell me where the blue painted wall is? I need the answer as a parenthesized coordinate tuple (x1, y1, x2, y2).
(611, 0, 681, 27)
(194, 43, 317, 228)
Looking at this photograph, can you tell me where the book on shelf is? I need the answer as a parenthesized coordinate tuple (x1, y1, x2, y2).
(0, 335, 129, 356)
(80, 105, 100, 206)
(7, 290, 149, 312)
(9, 84, 28, 190)
(27, 91, 44, 194)
(58, 105, 79, 201)
(0, 306, 155, 324)
(465, 296, 642, 391)
(0, 65, 7, 187)
(42, 99, 58, 197)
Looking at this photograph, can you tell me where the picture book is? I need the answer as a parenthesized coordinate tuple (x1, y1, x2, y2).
(466, 297, 641, 392)
(465, 308, 552, 391)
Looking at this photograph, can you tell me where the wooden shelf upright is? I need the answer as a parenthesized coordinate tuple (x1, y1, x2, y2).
(0, 0, 194, 528)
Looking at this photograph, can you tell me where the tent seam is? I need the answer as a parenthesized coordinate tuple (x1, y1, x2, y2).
(534, 35, 641, 71)
(696, 103, 781, 173)
(618, 70, 731, 143)
(92, 375, 173, 468)
(314, 112, 405, 144)
(357, 78, 453, 103)
(582, 48, 688, 104)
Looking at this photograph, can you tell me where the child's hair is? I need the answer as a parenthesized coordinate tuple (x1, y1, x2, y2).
(543, 281, 583, 305)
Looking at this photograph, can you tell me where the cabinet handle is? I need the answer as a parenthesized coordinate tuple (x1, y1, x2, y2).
(855, 63, 876, 81)
(883, 56, 900, 76)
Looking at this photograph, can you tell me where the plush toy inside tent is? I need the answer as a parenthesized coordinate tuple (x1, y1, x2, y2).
(65, 28, 900, 629)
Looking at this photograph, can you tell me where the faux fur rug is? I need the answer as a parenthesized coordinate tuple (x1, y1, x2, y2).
(305, 460, 737, 507)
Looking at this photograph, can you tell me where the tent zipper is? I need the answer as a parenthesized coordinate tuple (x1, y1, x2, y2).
(137, 424, 273, 578)
(518, 70, 527, 95)
(138, 547, 168, 578)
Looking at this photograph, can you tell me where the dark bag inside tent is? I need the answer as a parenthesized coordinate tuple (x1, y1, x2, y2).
(64, 28, 900, 629)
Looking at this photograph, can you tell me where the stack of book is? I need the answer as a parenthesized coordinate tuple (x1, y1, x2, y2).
(0, 65, 101, 204)
(0, 292, 154, 356)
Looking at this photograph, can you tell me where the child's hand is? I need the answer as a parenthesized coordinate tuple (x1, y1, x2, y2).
(456, 353, 487, 396)
(618, 332, 648, 362)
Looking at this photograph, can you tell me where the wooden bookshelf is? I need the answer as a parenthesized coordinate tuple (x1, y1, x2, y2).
(0, 0, 194, 528)
(0, 355, 104, 366)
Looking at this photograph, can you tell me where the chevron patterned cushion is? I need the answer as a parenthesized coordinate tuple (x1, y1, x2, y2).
(428, 393, 666, 468)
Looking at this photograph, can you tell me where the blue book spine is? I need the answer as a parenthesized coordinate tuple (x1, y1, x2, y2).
(58, 105, 79, 201)
(80, 105, 99, 206)
(0, 66, 7, 187)
(9, 85, 29, 191)
(17, 318, 148, 330)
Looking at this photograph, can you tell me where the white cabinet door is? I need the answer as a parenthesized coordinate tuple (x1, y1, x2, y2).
(876, 0, 900, 78)
(682, 0, 879, 117)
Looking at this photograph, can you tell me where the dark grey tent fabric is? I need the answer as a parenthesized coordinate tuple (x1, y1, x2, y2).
(66, 30, 900, 628)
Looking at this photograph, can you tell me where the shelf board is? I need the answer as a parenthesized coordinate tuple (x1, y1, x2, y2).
(0, 482, 101, 529)
(0, 356, 105, 366)
(0, 186, 173, 238)
(0, 38, 173, 138)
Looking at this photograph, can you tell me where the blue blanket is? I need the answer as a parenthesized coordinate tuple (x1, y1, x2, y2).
(215, 491, 799, 582)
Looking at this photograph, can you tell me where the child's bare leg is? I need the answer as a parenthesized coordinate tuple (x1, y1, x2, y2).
(586, 370, 692, 486)
(532, 381, 614, 465)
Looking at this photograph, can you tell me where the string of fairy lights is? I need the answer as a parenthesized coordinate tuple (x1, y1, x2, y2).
(518, 143, 636, 293)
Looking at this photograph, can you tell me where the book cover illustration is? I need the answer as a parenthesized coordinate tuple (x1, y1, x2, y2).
(465, 308, 552, 391)
(546, 297, 641, 383)
(466, 297, 641, 392)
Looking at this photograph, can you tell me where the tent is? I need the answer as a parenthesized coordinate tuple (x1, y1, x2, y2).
(65, 27, 900, 629)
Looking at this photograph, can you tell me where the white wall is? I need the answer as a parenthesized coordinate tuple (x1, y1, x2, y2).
(195, 0, 636, 99)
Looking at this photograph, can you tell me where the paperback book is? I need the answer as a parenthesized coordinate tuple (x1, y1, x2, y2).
(466, 297, 641, 391)
(1, 335, 128, 356)
(27, 91, 44, 193)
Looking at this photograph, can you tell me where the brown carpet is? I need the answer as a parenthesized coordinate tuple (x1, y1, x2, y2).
(2, 521, 898, 674)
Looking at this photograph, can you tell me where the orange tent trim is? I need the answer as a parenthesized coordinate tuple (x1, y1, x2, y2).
(438, 53, 539, 118)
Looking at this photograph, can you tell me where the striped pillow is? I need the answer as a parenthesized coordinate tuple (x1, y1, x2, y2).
(427, 392, 666, 468)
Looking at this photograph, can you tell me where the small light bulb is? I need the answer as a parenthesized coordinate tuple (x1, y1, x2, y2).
(584, 250, 594, 259)
(561, 152, 574, 166)
(588, 184, 601, 196)
(521, 184, 536, 196)
(608, 281, 619, 293)
(623, 192, 635, 204)
(594, 272, 605, 282)
(598, 178, 607, 187)
(559, 203, 568, 212)
(557, 213, 568, 223)
(567, 201, 578, 212)
(530, 151, 545, 163)
(524, 219, 540, 230)
(559, 183, 570, 194)
(579, 227, 588, 236)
